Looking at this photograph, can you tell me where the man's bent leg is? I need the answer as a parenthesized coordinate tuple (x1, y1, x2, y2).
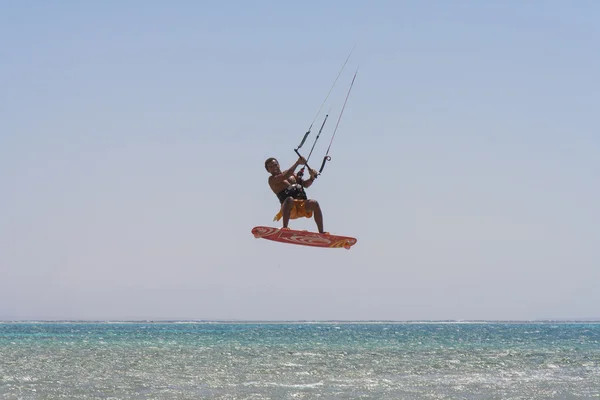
(306, 199, 324, 233)
(281, 197, 294, 229)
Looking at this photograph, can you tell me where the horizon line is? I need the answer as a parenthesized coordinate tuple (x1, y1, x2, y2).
(2, 318, 600, 323)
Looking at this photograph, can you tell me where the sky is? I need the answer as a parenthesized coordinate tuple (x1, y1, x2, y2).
(1, 1, 599, 321)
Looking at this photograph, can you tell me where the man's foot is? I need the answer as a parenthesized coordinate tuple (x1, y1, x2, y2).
(320, 231, 330, 235)
(281, 227, 290, 230)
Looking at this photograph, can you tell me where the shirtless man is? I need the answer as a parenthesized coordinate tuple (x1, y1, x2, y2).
(264, 156, 325, 233)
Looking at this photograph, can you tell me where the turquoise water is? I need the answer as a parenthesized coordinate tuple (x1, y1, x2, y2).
(1, 322, 599, 399)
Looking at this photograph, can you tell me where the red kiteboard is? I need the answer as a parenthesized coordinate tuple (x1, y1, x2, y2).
(251, 226, 357, 250)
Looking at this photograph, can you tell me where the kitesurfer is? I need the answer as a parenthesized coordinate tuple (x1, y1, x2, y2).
(264, 156, 326, 234)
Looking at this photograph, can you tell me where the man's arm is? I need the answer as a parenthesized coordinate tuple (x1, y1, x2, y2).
(300, 169, 318, 188)
(302, 176, 314, 188)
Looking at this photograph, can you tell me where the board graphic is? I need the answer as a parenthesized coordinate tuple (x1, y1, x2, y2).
(251, 226, 357, 250)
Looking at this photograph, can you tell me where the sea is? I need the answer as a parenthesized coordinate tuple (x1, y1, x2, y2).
(1, 321, 598, 399)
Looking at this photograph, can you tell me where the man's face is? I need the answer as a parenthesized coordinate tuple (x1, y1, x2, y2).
(266, 159, 281, 175)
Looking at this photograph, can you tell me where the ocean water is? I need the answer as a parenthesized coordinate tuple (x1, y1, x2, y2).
(0, 322, 598, 399)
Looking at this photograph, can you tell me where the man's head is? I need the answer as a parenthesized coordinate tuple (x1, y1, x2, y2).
(264, 157, 280, 175)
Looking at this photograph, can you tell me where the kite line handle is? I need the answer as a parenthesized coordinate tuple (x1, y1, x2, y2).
(296, 131, 310, 151)
(319, 155, 332, 174)
(294, 148, 318, 180)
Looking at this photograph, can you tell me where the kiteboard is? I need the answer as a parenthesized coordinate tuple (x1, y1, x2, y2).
(251, 226, 357, 250)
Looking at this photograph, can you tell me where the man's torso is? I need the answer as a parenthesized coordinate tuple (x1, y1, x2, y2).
(269, 176, 296, 195)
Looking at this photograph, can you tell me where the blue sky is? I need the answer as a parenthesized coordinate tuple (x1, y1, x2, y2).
(1, 1, 599, 321)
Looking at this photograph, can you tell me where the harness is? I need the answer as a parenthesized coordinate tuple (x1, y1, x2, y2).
(276, 183, 307, 204)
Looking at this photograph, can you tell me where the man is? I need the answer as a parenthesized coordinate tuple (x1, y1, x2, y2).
(264, 156, 326, 234)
